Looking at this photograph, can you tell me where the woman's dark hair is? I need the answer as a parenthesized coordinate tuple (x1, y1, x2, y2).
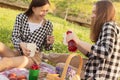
(24, 0, 50, 17)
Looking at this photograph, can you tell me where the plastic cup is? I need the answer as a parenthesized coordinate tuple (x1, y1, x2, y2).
(27, 43, 36, 57)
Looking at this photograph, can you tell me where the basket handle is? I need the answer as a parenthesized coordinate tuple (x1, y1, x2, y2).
(61, 53, 83, 80)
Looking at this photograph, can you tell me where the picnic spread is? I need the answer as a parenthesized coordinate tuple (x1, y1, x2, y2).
(0, 54, 82, 80)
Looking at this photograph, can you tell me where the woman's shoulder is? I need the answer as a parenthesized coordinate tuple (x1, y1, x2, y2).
(44, 19, 53, 26)
(45, 19, 52, 24)
(103, 21, 117, 29)
(103, 21, 115, 26)
(103, 21, 120, 34)
(16, 13, 28, 19)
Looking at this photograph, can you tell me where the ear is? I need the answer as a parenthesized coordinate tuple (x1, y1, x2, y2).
(32, 7, 36, 12)
(72, 74, 81, 80)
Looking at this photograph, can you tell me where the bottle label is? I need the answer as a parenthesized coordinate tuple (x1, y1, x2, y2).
(68, 40, 77, 52)
(67, 31, 77, 52)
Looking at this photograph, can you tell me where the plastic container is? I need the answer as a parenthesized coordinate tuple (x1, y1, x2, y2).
(67, 31, 77, 52)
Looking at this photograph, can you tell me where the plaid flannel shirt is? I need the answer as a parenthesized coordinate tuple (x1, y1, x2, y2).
(85, 22, 120, 80)
(12, 13, 53, 54)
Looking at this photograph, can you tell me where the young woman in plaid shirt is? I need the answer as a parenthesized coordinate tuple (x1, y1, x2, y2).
(66, 0, 120, 80)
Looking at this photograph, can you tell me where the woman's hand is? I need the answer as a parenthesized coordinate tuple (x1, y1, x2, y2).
(47, 35, 54, 44)
(66, 31, 80, 44)
(20, 42, 30, 56)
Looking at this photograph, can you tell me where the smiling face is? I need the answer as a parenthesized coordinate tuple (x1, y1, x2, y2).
(91, 5, 97, 27)
(91, 5, 96, 21)
(32, 3, 50, 20)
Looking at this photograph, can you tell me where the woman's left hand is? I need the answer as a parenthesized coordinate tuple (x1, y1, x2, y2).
(47, 35, 54, 44)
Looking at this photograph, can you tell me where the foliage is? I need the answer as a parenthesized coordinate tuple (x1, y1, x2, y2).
(6, 0, 120, 25)
(8, 0, 31, 3)
(54, 0, 93, 16)
(111, 0, 120, 2)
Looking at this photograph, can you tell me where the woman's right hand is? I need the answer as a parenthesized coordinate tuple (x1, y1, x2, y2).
(66, 31, 80, 44)
(47, 35, 54, 44)
(20, 42, 30, 56)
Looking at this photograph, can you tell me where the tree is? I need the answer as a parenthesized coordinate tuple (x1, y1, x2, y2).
(55, 0, 79, 20)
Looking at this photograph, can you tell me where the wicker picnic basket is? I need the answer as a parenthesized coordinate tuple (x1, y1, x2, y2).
(46, 53, 83, 80)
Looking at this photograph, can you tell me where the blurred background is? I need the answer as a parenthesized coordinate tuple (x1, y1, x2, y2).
(0, 0, 120, 55)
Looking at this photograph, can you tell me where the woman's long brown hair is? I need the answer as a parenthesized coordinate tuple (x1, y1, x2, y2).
(90, 0, 116, 42)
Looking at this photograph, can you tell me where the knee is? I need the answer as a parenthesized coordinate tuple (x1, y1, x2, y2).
(1, 57, 13, 66)
(2, 57, 9, 62)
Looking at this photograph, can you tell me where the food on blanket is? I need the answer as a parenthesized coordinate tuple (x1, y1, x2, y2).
(8, 73, 17, 77)
(8, 73, 27, 80)
(8, 73, 17, 80)
(8, 75, 17, 80)
(46, 74, 59, 80)
(39, 72, 48, 78)
(9, 77, 17, 80)
(72, 75, 80, 80)
(56, 66, 63, 77)
(17, 75, 27, 80)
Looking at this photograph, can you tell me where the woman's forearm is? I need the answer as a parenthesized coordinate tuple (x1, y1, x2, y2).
(76, 40, 92, 55)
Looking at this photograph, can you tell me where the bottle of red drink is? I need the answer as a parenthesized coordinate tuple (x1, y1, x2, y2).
(67, 31, 77, 52)
(29, 64, 40, 80)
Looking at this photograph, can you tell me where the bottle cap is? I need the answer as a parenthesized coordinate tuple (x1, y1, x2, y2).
(67, 31, 72, 34)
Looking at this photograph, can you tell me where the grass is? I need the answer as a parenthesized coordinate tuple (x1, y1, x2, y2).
(0, 7, 91, 57)
(114, 2, 120, 25)
(0, 8, 20, 47)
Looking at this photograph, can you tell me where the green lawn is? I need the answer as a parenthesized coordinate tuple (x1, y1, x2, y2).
(0, 7, 91, 56)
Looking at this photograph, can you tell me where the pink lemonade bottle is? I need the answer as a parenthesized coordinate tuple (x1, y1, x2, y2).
(67, 31, 77, 52)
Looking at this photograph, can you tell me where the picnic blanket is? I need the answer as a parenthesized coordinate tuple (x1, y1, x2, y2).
(0, 62, 56, 80)
(0, 62, 76, 80)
